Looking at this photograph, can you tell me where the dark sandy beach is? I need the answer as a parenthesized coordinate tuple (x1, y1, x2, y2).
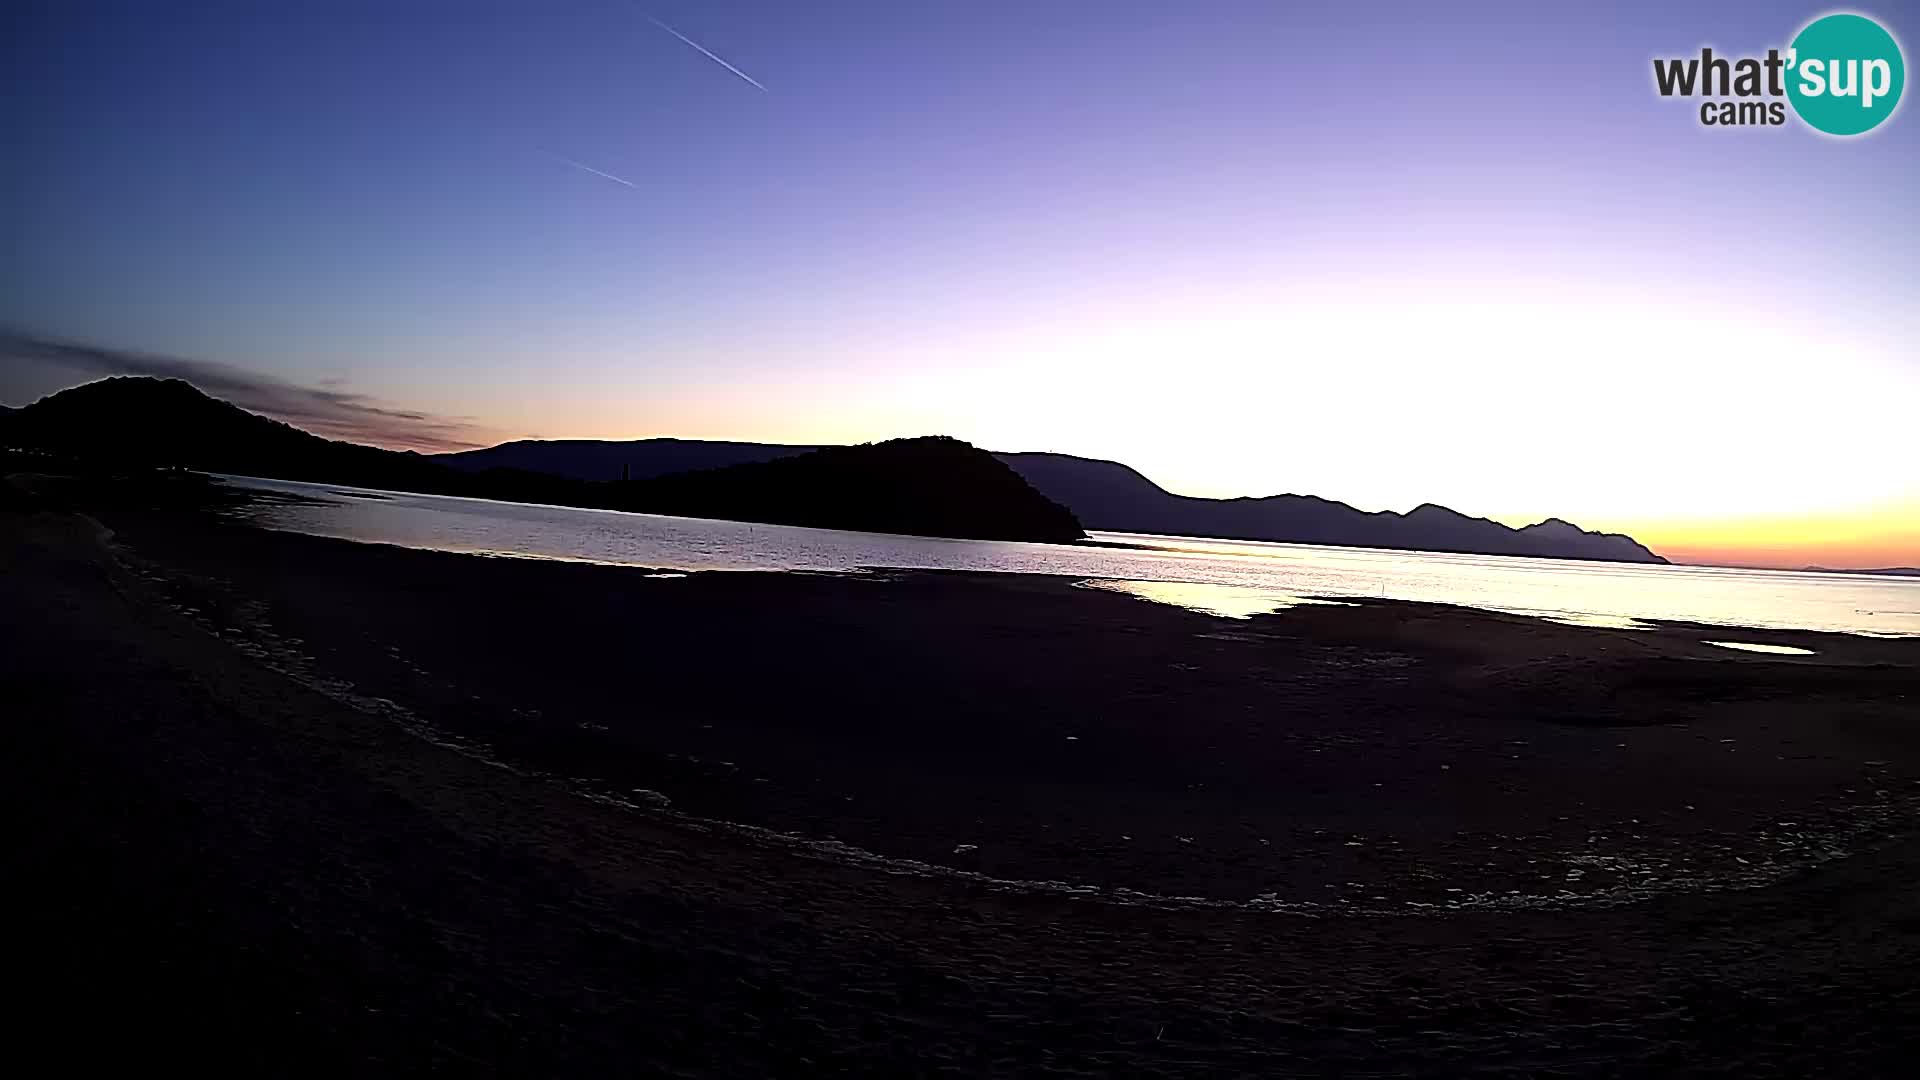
(6, 490, 1920, 1074)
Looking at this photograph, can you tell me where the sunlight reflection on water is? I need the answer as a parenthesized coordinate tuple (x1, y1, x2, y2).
(1515, 611, 1656, 631)
(214, 475, 1920, 638)
(1079, 579, 1355, 620)
(1703, 641, 1817, 656)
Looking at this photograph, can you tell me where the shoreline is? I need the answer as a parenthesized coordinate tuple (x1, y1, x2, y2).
(199, 470, 1920, 639)
(8, 497, 1920, 1072)
(75, 503, 1920, 898)
(210, 466, 1914, 578)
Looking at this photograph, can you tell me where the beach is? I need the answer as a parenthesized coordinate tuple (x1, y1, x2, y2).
(7, 493, 1920, 1074)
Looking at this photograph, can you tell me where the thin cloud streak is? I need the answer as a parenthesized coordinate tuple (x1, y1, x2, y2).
(0, 331, 493, 453)
(543, 150, 639, 188)
(645, 13, 767, 91)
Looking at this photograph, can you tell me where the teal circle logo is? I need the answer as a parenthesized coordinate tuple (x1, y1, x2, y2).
(1786, 13, 1905, 135)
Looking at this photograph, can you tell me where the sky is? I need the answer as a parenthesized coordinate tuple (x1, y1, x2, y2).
(2, 0, 1916, 568)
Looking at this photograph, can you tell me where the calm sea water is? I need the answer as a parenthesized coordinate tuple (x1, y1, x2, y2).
(216, 475, 1920, 638)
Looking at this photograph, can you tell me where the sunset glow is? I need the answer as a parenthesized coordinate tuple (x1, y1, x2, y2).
(4, 1, 1914, 568)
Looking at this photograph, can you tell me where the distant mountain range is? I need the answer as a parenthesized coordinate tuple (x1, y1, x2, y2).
(0, 378, 1081, 543)
(1802, 566, 1920, 578)
(3, 377, 1671, 562)
(441, 438, 817, 480)
(996, 452, 1663, 563)
(440, 438, 1667, 564)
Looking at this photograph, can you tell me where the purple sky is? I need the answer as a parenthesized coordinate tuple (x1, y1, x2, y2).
(3, 1, 1916, 560)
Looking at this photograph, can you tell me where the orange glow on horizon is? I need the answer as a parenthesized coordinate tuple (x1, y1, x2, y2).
(465, 398, 1920, 572)
(1598, 498, 1920, 569)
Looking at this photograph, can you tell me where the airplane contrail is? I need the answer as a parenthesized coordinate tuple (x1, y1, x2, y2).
(645, 13, 767, 91)
(543, 151, 638, 189)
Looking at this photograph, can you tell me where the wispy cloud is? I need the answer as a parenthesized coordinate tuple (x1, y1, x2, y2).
(543, 150, 639, 188)
(644, 12, 767, 91)
(0, 331, 493, 453)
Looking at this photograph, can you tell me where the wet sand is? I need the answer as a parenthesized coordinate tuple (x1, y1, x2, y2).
(6, 496, 1920, 1074)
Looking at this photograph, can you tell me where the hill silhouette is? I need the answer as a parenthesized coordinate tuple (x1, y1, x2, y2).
(625, 437, 1082, 542)
(0, 378, 1083, 543)
(434, 437, 1665, 564)
(1, 376, 470, 492)
(441, 437, 818, 481)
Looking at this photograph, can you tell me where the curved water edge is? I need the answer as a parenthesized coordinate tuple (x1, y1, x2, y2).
(133, 544, 1918, 920)
(1077, 578, 1358, 620)
(213, 473, 1920, 638)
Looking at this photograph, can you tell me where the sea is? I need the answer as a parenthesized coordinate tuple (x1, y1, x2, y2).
(214, 475, 1920, 638)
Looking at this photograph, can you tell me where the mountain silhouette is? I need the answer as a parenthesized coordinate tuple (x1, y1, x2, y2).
(434, 438, 1666, 564)
(998, 452, 1664, 563)
(440, 437, 818, 481)
(0, 378, 1082, 543)
(623, 437, 1082, 542)
(2, 376, 468, 492)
